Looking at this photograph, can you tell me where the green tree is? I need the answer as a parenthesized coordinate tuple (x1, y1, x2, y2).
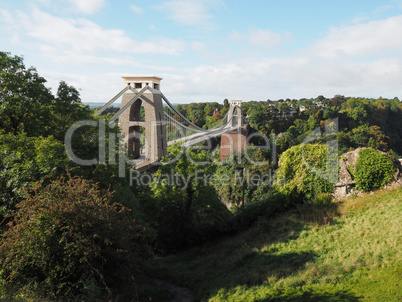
(51, 81, 92, 141)
(0, 52, 53, 136)
(0, 132, 67, 216)
(149, 144, 231, 252)
(354, 148, 395, 191)
(214, 152, 273, 207)
(187, 104, 206, 127)
(0, 175, 150, 299)
(278, 102, 290, 116)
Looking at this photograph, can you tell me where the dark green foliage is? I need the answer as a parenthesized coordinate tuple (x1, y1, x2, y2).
(241, 96, 402, 157)
(233, 190, 296, 228)
(0, 175, 150, 299)
(354, 148, 395, 192)
(312, 192, 333, 205)
(0, 52, 93, 139)
(214, 151, 273, 206)
(50, 81, 93, 141)
(0, 132, 68, 216)
(148, 144, 232, 253)
(0, 52, 53, 136)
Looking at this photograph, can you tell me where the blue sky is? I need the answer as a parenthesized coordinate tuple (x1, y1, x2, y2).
(1, 0, 402, 103)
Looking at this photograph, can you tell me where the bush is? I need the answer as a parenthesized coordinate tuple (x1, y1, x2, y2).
(233, 190, 297, 228)
(0, 175, 150, 299)
(354, 148, 395, 192)
(275, 144, 335, 203)
(0, 132, 67, 216)
(312, 192, 333, 206)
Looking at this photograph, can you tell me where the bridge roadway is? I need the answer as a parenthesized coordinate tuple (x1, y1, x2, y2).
(167, 125, 239, 147)
(135, 125, 240, 171)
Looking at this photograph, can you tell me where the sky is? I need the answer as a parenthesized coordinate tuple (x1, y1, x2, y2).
(1, 0, 402, 104)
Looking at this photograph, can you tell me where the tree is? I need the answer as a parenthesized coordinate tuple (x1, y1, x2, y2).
(330, 94, 347, 107)
(204, 102, 221, 117)
(247, 104, 268, 131)
(0, 53, 93, 140)
(0, 175, 150, 299)
(0, 52, 53, 136)
(0, 132, 68, 217)
(187, 105, 206, 127)
(354, 148, 395, 191)
(51, 81, 92, 141)
(149, 144, 231, 252)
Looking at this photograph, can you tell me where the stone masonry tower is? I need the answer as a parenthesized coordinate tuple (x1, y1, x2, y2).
(118, 76, 167, 162)
(227, 100, 244, 128)
(220, 100, 248, 161)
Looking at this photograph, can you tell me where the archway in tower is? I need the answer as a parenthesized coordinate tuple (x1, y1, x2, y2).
(128, 98, 145, 159)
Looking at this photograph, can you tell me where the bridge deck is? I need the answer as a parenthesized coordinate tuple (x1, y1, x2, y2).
(167, 126, 239, 147)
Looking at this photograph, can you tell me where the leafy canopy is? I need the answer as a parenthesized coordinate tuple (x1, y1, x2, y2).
(0, 175, 150, 299)
(354, 148, 395, 192)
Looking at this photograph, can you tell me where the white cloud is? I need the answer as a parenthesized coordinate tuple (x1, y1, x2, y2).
(156, 0, 218, 27)
(161, 54, 402, 103)
(1, 7, 185, 59)
(40, 70, 126, 103)
(0, 9, 13, 28)
(230, 27, 291, 50)
(2, 5, 401, 103)
(130, 4, 144, 15)
(67, 0, 107, 15)
(191, 41, 217, 60)
(149, 14, 402, 102)
(313, 15, 402, 59)
(393, 0, 402, 9)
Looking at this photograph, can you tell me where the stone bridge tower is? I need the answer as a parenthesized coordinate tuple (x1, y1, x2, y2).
(118, 76, 167, 163)
(220, 100, 249, 161)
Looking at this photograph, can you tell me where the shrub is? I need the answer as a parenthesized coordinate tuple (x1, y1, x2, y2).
(0, 175, 150, 299)
(0, 132, 67, 216)
(233, 190, 297, 228)
(275, 144, 335, 203)
(354, 148, 395, 192)
(312, 192, 333, 206)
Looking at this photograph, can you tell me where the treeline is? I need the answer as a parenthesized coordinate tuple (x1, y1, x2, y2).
(172, 95, 402, 157)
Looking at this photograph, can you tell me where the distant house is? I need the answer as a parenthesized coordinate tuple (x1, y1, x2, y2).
(315, 102, 328, 108)
(267, 102, 296, 119)
(277, 105, 295, 118)
(288, 106, 295, 117)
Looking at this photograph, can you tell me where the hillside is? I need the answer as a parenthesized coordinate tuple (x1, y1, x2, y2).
(146, 187, 402, 301)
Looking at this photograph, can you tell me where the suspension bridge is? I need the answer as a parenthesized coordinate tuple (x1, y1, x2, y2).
(96, 76, 248, 171)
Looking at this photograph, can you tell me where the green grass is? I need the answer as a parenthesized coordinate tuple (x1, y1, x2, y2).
(146, 187, 402, 301)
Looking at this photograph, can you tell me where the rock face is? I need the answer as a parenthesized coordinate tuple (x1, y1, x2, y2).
(333, 148, 360, 200)
(333, 148, 402, 200)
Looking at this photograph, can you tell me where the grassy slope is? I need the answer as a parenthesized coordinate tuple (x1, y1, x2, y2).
(147, 187, 402, 301)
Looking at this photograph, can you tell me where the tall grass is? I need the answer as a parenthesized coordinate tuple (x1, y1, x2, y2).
(147, 187, 402, 301)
